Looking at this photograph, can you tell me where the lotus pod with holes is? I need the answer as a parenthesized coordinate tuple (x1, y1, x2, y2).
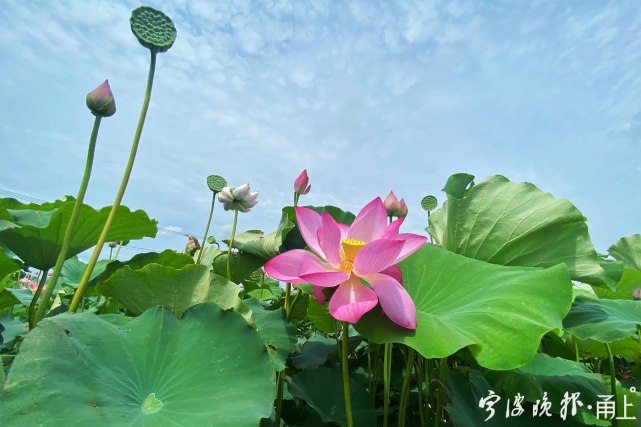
(130, 6, 177, 53)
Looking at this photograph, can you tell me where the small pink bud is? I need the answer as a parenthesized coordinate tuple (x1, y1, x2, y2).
(397, 198, 408, 218)
(383, 191, 399, 215)
(383, 191, 407, 218)
(86, 80, 116, 117)
(633, 288, 641, 301)
(294, 170, 311, 195)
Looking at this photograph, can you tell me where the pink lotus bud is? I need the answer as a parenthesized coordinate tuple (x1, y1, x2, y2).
(633, 288, 641, 301)
(294, 170, 311, 195)
(86, 80, 116, 117)
(383, 191, 399, 216)
(397, 198, 408, 218)
(383, 191, 407, 218)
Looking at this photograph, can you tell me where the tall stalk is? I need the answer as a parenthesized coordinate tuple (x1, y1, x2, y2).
(34, 116, 102, 325)
(340, 322, 354, 427)
(69, 52, 157, 313)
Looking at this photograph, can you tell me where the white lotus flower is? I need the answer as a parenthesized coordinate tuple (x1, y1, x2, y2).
(217, 183, 258, 213)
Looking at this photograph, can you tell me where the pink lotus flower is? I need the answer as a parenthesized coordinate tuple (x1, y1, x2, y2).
(294, 170, 311, 195)
(633, 288, 641, 301)
(383, 191, 408, 219)
(264, 198, 427, 329)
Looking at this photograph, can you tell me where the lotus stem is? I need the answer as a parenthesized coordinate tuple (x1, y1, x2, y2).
(341, 322, 354, 427)
(605, 343, 618, 427)
(34, 116, 102, 325)
(28, 270, 48, 329)
(226, 209, 239, 281)
(197, 192, 216, 264)
(274, 370, 285, 427)
(417, 355, 426, 427)
(69, 51, 157, 313)
(434, 358, 447, 427)
(398, 347, 415, 427)
(383, 343, 392, 427)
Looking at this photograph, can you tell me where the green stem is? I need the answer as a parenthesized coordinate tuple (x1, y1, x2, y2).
(417, 356, 426, 427)
(398, 347, 415, 427)
(341, 322, 354, 427)
(284, 283, 292, 317)
(605, 343, 618, 427)
(226, 209, 238, 281)
(69, 51, 157, 313)
(574, 337, 580, 363)
(34, 116, 102, 325)
(383, 343, 392, 427)
(113, 241, 124, 260)
(274, 370, 285, 427)
(197, 192, 216, 264)
(434, 358, 447, 427)
(28, 271, 48, 329)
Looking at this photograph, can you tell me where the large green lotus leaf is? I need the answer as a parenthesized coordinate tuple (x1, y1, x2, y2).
(0, 250, 19, 281)
(97, 263, 239, 316)
(212, 250, 265, 284)
(609, 235, 641, 271)
(356, 245, 573, 370)
(242, 298, 296, 371)
(0, 197, 157, 270)
(446, 368, 602, 427)
(485, 353, 606, 419)
(563, 295, 641, 343)
(0, 288, 33, 309)
(288, 367, 376, 427)
(0, 304, 276, 426)
(56, 256, 110, 289)
(292, 335, 337, 370)
(307, 297, 336, 334)
(427, 174, 607, 287)
(92, 250, 194, 286)
(579, 337, 641, 360)
(594, 268, 641, 300)
(282, 205, 355, 252)
(0, 314, 27, 349)
(232, 210, 295, 260)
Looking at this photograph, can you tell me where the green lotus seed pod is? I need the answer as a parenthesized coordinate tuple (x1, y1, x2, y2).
(249, 269, 264, 281)
(207, 236, 217, 244)
(421, 195, 438, 212)
(130, 6, 177, 53)
(207, 175, 227, 193)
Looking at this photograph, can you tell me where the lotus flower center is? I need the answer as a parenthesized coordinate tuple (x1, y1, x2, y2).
(341, 238, 365, 260)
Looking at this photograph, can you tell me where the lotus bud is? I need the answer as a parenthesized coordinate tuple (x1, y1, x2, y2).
(397, 198, 408, 218)
(383, 191, 407, 218)
(86, 80, 116, 117)
(294, 169, 311, 195)
(383, 191, 399, 216)
(633, 288, 641, 301)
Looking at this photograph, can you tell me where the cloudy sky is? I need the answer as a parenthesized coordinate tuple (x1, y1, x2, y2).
(1, 0, 640, 259)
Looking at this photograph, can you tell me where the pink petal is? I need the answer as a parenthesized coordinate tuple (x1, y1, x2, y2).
(347, 198, 388, 242)
(329, 276, 378, 323)
(394, 233, 428, 263)
(300, 270, 349, 287)
(320, 212, 342, 267)
(264, 249, 318, 284)
(382, 218, 404, 239)
(298, 254, 349, 287)
(338, 222, 350, 240)
(366, 273, 417, 329)
(353, 239, 404, 276)
(380, 265, 402, 283)
(313, 285, 326, 304)
(295, 207, 325, 259)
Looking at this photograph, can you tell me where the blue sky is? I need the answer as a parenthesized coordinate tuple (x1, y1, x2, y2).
(0, 0, 640, 259)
